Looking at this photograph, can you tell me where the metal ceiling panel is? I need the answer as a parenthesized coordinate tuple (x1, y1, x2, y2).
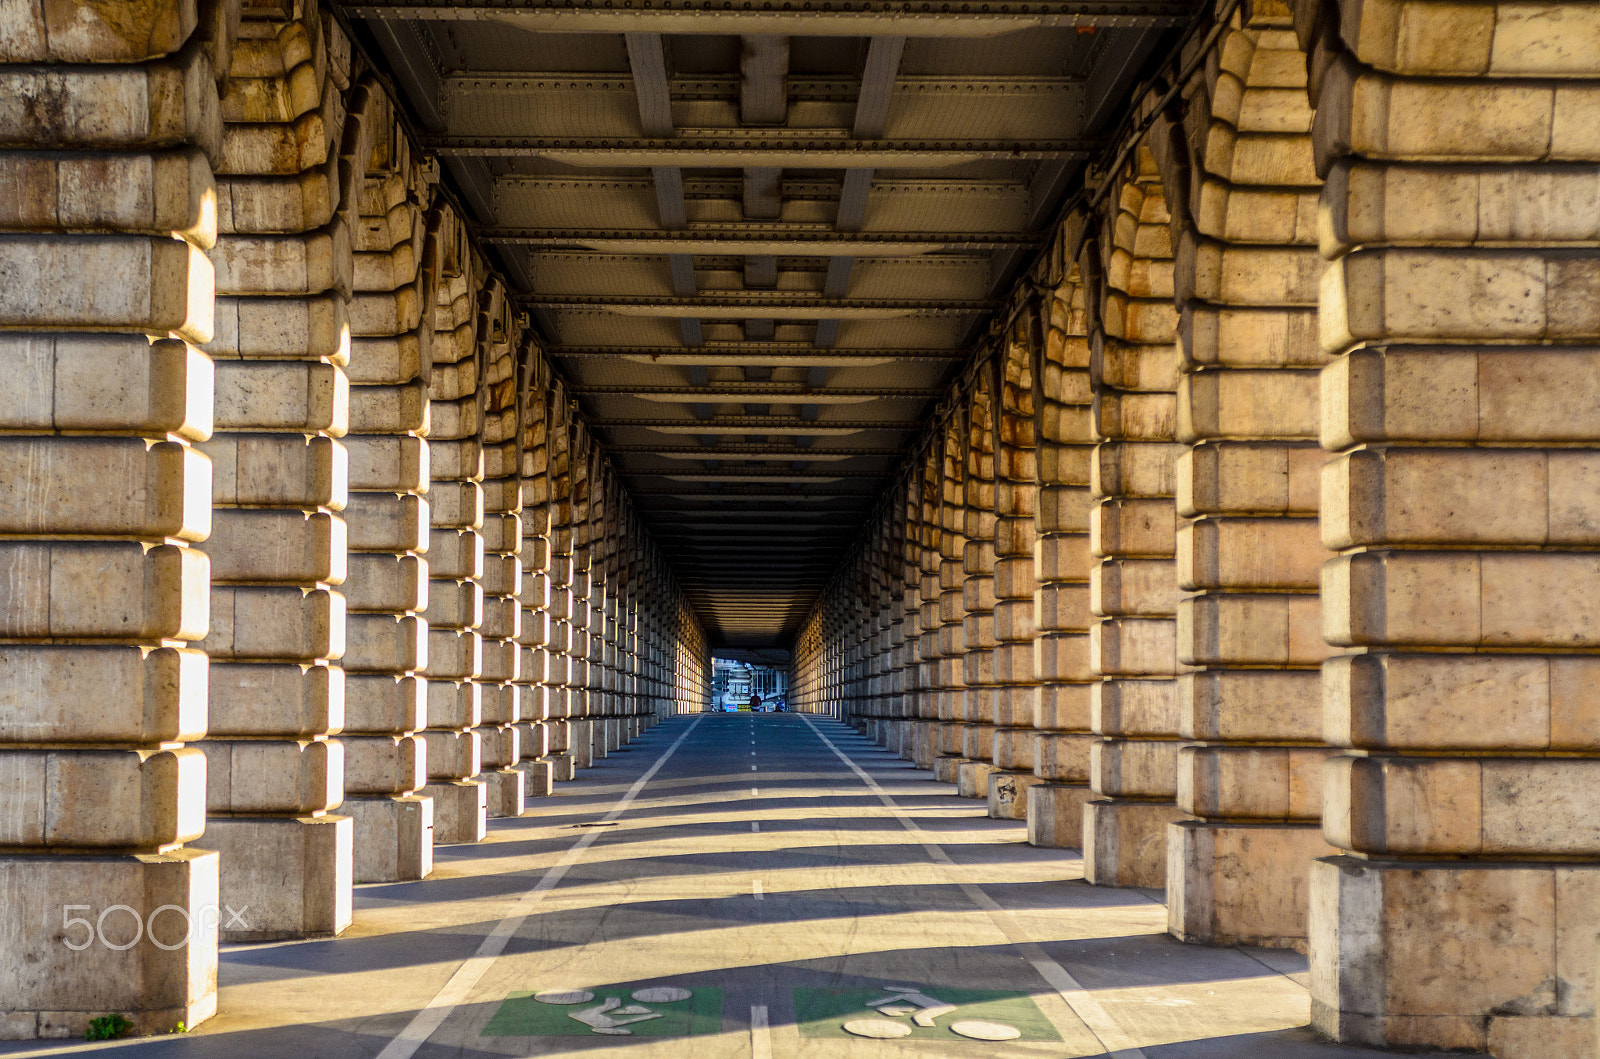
(342, 0, 1185, 644)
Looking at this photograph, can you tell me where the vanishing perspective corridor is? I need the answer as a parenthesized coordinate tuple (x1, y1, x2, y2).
(6, 1, 1600, 1055)
(4, 715, 1460, 1057)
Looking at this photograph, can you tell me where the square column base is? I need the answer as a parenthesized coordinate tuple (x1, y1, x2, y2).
(1167, 820, 1332, 950)
(1311, 857, 1600, 1057)
(345, 794, 433, 883)
(960, 724, 997, 761)
(604, 718, 620, 753)
(551, 752, 577, 781)
(956, 761, 997, 799)
(420, 780, 487, 845)
(1026, 784, 1093, 849)
(572, 723, 595, 769)
(1082, 799, 1183, 889)
(518, 759, 554, 798)
(987, 770, 1042, 820)
(195, 815, 352, 941)
(934, 756, 969, 784)
(0, 850, 219, 1039)
(913, 724, 936, 770)
(484, 768, 525, 819)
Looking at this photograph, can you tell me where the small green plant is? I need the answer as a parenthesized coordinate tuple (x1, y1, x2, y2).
(168, 1021, 188, 1034)
(85, 1014, 132, 1041)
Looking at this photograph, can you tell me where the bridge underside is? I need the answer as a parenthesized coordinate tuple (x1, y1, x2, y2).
(0, 1, 1598, 1057)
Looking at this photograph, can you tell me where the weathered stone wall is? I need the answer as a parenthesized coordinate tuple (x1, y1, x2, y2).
(989, 320, 1044, 819)
(0, 0, 231, 1035)
(0, 0, 706, 1037)
(956, 371, 1001, 798)
(1298, 0, 1600, 1054)
(793, 4, 1600, 1058)
(417, 240, 487, 846)
(341, 93, 435, 885)
(1028, 268, 1097, 849)
(913, 448, 943, 763)
(475, 292, 527, 820)
(1081, 150, 1187, 889)
(196, 0, 356, 941)
(1159, 9, 1337, 950)
(516, 364, 557, 785)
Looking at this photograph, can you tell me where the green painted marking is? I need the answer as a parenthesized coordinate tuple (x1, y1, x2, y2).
(484, 987, 724, 1037)
(794, 986, 1062, 1041)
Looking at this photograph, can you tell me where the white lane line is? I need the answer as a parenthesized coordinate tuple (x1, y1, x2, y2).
(750, 764, 758, 771)
(752, 879, 764, 900)
(751, 821, 760, 832)
(373, 716, 705, 1059)
(797, 714, 1148, 1059)
(751, 787, 759, 796)
(751, 1004, 772, 1059)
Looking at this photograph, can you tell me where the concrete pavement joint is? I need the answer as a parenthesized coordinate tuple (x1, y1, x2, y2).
(372, 716, 706, 1059)
(797, 713, 1150, 1059)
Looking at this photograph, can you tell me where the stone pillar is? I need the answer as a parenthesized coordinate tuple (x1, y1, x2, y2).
(1082, 152, 1186, 888)
(897, 480, 928, 766)
(991, 326, 1045, 820)
(916, 448, 945, 769)
(856, 578, 877, 734)
(476, 299, 525, 819)
(514, 371, 555, 794)
(586, 471, 616, 753)
(864, 520, 893, 744)
(614, 537, 638, 736)
(198, 5, 356, 939)
(563, 438, 596, 767)
(544, 390, 577, 774)
(0, 1, 225, 1033)
(419, 261, 486, 845)
(1157, 12, 1336, 948)
(1301, 2, 1600, 1053)
(958, 373, 1001, 799)
(1029, 271, 1098, 849)
(934, 417, 972, 782)
(340, 104, 434, 884)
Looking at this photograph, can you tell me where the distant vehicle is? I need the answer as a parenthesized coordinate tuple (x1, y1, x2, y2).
(771, 700, 788, 712)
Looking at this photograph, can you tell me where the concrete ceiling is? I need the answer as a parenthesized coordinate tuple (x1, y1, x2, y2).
(341, 0, 1187, 647)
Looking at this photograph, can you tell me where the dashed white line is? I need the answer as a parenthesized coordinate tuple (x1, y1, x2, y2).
(751, 1004, 772, 1059)
(372, 716, 705, 1059)
(751, 821, 760, 832)
(798, 713, 1149, 1059)
(751, 787, 759, 796)
(752, 879, 764, 900)
(750, 764, 757, 771)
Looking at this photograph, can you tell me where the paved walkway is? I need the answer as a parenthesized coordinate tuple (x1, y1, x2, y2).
(6, 714, 1470, 1058)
